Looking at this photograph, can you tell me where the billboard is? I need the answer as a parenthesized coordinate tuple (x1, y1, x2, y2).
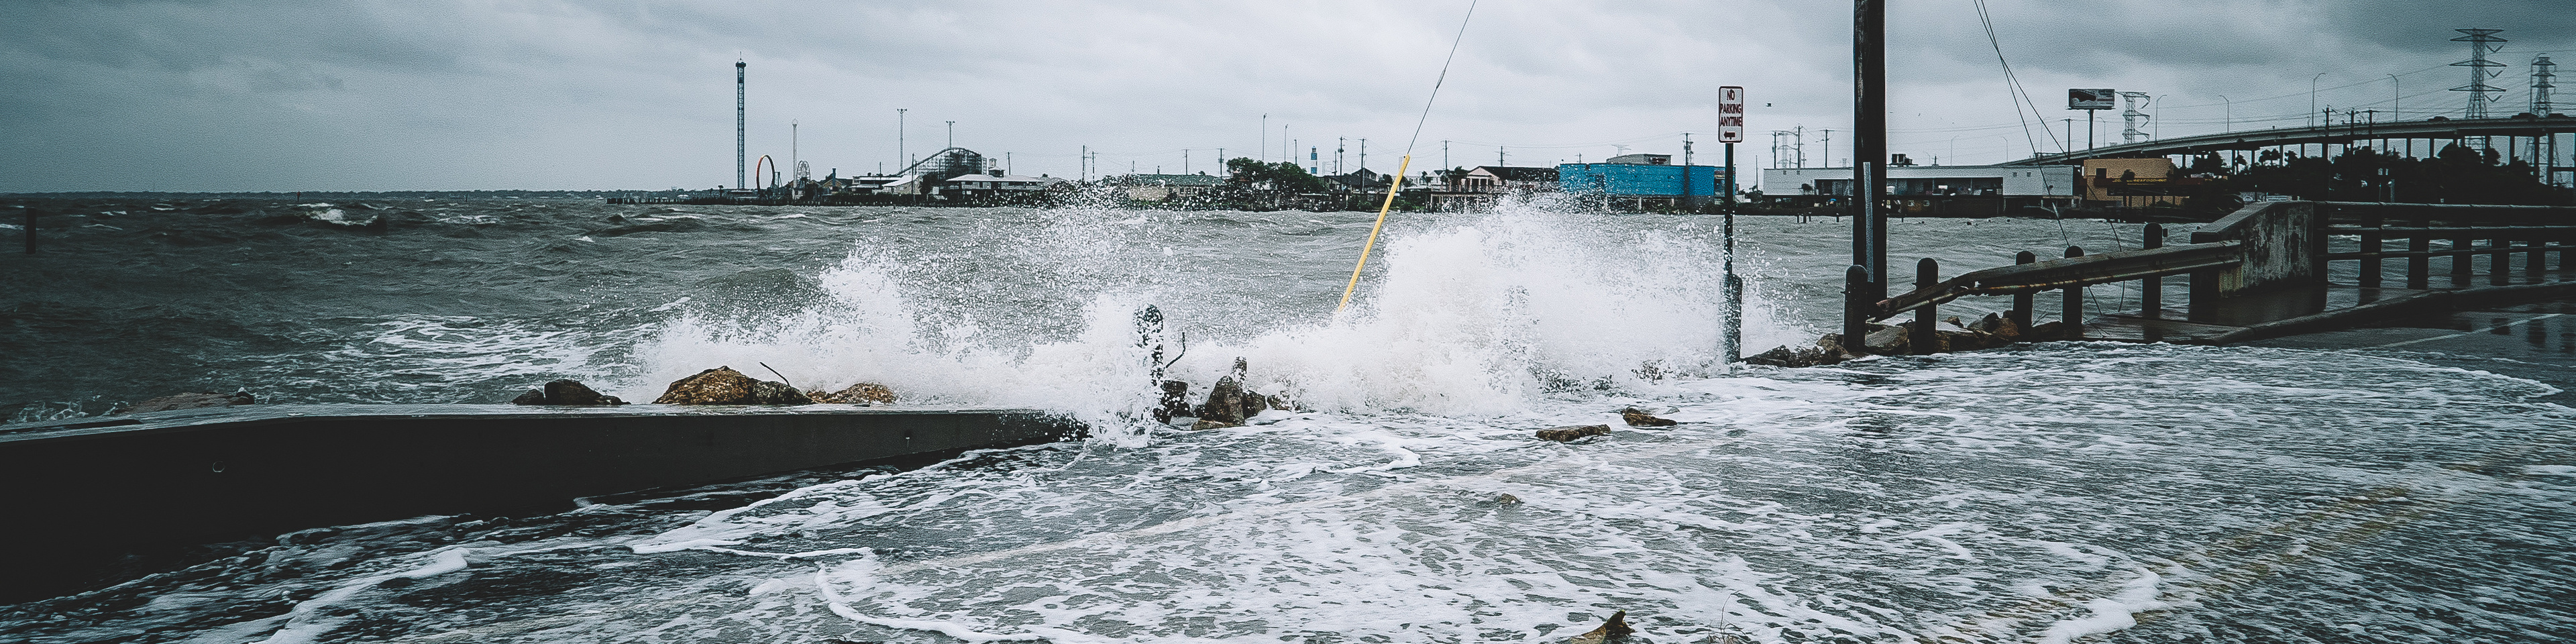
(1718, 86, 1746, 143)
(2068, 89, 2116, 110)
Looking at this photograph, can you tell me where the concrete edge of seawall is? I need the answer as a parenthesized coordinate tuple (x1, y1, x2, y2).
(0, 404, 1088, 603)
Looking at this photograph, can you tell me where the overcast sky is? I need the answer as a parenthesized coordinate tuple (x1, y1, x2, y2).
(4, 1, 2570, 192)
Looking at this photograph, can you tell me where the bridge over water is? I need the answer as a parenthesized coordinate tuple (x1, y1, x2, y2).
(2004, 115, 2575, 170)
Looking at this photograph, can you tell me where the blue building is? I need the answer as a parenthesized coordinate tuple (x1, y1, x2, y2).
(1557, 154, 1727, 209)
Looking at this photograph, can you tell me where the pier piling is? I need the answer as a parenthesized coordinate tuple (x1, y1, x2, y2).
(2010, 251, 2037, 329)
(2407, 213, 2431, 289)
(1914, 258, 1939, 355)
(2142, 223, 2165, 314)
(2453, 235, 2475, 285)
(2358, 216, 2382, 289)
(2063, 246, 2086, 338)
(2490, 237, 2511, 284)
(1845, 265, 1872, 349)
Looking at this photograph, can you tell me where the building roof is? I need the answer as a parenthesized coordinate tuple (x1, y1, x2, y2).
(1469, 166, 1560, 182)
(1106, 173, 1226, 186)
(1605, 153, 1674, 165)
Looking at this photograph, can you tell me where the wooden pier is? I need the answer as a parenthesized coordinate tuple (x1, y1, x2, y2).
(1873, 201, 2576, 348)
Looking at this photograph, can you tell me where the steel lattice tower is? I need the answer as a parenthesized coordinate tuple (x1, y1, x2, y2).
(735, 61, 747, 190)
(2119, 92, 2151, 143)
(2451, 29, 2507, 119)
(2538, 55, 2560, 187)
(2535, 54, 2558, 115)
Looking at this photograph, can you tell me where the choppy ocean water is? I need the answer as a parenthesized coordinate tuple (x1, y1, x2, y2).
(1, 195, 2569, 643)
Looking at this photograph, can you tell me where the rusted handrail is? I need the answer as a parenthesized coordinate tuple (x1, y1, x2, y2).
(1871, 240, 2240, 322)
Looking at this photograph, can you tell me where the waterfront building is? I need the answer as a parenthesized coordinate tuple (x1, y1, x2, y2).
(1104, 173, 1226, 202)
(1558, 154, 1725, 211)
(1763, 163, 2080, 215)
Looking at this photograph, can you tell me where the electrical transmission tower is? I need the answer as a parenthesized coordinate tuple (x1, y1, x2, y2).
(2451, 29, 2508, 119)
(2538, 54, 2560, 186)
(2535, 54, 2558, 115)
(2119, 92, 2152, 144)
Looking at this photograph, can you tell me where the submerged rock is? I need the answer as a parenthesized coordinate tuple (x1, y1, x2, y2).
(1536, 425, 1611, 442)
(119, 390, 255, 415)
(808, 382, 897, 405)
(509, 379, 627, 406)
(1153, 380, 1191, 423)
(1563, 610, 1637, 643)
(1197, 376, 1248, 425)
(651, 366, 812, 405)
(1620, 408, 1676, 427)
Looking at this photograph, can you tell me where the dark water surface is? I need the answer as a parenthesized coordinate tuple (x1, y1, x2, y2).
(1, 196, 2568, 643)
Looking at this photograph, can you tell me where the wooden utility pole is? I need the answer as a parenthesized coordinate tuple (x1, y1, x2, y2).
(1848, 0, 1888, 340)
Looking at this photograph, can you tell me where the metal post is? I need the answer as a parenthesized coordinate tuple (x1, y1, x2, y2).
(2407, 213, 2431, 289)
(2141, 223, 2164, 314)
(1723, 142, 1741, 371)
(1913, 258, 1939, 355)
(735, 61, 747, 190)
(2010, 251, 2036, 329)
(2359, 215, 2383, 289)
(2526, 239, 2546, 276)
(2062, 246, 2086, 338)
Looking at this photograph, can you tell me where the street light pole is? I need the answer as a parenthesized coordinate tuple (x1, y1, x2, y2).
(2388, 73, 2401, 121)
(2218, 95, 2231, 133)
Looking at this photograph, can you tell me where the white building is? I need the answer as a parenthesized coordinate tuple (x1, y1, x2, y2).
(1763, 164, 2077, 199)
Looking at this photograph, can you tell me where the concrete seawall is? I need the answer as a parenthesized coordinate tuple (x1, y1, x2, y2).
(0, 404, 1085, 602)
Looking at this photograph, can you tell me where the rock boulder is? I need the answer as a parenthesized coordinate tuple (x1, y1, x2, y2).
(808, 382, 897, 405)
(1620, 408, 1676, 427)
(509, 379, 627, 406)
(119, 391, 255, 415)
(651, 366, 812, 405)
(1536, 425, 1611, 442)
(1563, 610, 1635, 643)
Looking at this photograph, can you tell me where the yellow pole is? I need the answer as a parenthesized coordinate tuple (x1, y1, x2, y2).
(1338, 155, 1412, 311)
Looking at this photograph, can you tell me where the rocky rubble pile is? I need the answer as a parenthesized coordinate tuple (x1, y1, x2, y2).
(1743, 312, 2071, 368)
(649, 366, 812, 405)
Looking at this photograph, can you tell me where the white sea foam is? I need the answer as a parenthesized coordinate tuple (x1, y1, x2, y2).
(625, 201, 1813, 436)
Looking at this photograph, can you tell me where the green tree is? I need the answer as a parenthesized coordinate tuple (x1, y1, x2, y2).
(1224, 157, 1330, 193)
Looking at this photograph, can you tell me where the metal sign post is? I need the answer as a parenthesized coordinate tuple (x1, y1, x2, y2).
(1718, 85, 1746, 370)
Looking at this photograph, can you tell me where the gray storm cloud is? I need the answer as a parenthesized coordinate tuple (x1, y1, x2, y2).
(1, 0, 2565, 191)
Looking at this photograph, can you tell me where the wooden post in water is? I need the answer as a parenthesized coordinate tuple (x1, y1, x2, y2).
(1845, 265, 1872, 351)
(2406, 213, 2431, 289)
(2062, 246, 2085, 338)
(2141, 223, 2164, 315)
(2486, 239, 2508, 284)
(2010, 251, 2036, 329)
(2358, 215, 2383, 289)
(1914, 258, 1939, 355)
(17, 206, 28, 254)
(2453, 234, 2475, 286)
